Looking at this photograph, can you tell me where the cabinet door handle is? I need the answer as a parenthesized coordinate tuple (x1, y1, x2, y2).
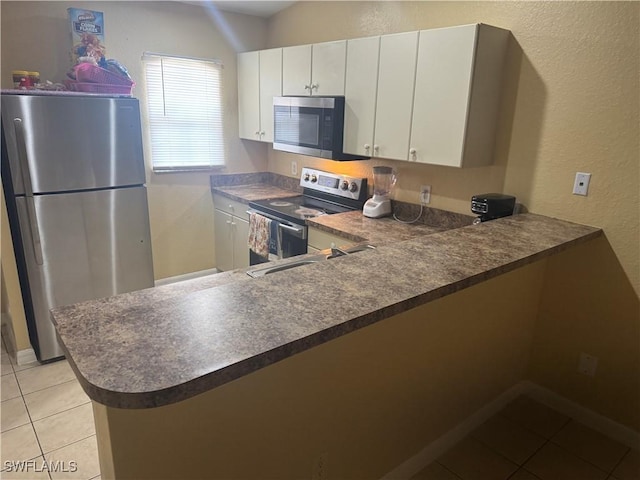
(311, 83, 318, 91)
(226, 220, 232, 225)
(259, 131, 265, 136)
(373, 145, 379, 153)
(304, 85, 311, 91)
(255, 131, 260, 136)
(409, 148, 417, 160)
(364, 144, 370, 151)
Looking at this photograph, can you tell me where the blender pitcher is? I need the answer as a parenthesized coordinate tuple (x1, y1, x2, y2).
(363, 166, 396, 218)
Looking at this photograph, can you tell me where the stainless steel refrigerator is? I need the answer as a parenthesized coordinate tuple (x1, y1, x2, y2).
(1, 93, 154, 362)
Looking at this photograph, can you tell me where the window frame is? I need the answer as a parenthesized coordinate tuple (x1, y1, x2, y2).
(142, 52, 226, 173)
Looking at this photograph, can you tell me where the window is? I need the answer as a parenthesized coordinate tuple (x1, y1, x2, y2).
(142, 53, 225, 172)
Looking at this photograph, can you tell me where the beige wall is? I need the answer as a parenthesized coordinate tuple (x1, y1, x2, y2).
(1, 1, 270, 280)
(96, 261, 546, 479)
(265, 1, 640, 430)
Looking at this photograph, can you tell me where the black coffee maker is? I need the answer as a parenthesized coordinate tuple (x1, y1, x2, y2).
(471, 193, 516, 223)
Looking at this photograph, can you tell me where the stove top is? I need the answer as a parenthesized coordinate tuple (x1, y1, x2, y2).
(249, 195, 353, 224)
(249, 168, 368, 225)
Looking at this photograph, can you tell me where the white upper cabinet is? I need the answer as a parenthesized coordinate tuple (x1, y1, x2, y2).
(237, 48, 282, 142)
(258, 48, 282, 143)
(373, 31, 419, 161)
(311, 40, 347, 95)
(237, 51, 260, 141)
(343, 36, 380, 157)
(409, 24, 509, 167)
(282, 40, 346, 96)
(282, 44, 312, 96)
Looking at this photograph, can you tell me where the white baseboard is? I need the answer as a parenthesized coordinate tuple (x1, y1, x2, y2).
(381, 382, 529, 479)
(382, 381, 640, 479)
(524, 381, 640, 449)
(15, 347, 37, 365)
(154, 268, 219, 287)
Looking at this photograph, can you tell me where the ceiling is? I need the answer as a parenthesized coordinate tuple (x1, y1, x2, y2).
(183, 1, 296, 18)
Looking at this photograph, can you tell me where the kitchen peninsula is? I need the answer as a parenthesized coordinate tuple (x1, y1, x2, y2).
(51, 190, 600, 479)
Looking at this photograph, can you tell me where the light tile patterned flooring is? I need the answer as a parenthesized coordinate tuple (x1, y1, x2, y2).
(413, 395, 640, 480)
(1, 337, 100, 480)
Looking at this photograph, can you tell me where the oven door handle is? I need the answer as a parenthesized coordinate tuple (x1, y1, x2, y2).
(277, 222, 306, 238)
(246, 209, 307, 239)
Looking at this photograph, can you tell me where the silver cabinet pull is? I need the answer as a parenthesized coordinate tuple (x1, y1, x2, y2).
(14, 119, 44, 265)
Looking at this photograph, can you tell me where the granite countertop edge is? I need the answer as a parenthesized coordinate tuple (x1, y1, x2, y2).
(52, 214, 602, 410)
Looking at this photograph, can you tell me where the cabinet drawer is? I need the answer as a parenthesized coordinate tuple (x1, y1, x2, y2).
(213, 194, 249, 220)
(308, 227, 354, 251)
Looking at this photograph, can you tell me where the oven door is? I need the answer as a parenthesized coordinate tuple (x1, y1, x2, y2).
(248, 209, 308, 266)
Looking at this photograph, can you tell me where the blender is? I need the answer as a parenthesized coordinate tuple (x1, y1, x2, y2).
(363, 166, 396, 218)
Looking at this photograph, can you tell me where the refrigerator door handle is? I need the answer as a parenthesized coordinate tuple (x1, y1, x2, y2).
(13, 118, 44, 265)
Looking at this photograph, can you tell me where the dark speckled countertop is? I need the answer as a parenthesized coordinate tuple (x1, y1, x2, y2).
(51, 212, 601, 409)
(212, 183, 299, 202)
(307, 211, 447, 245)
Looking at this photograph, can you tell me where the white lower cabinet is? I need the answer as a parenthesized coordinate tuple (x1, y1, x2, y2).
(213, 195, 250, 271)
(308, 227, 354, 251)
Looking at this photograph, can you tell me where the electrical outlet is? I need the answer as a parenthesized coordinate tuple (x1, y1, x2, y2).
(573, 172, 591, 196)
(578, 352, 598, 377)
(291, 161, 298, 176)
(312, 452, 328, 480)
(420, 185, 431, 205)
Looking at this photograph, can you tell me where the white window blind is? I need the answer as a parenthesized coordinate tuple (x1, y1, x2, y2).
(143, 53, 225, 171)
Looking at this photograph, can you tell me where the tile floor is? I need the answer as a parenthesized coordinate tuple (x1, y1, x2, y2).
(1, 337, 101, 480)
(413, 395, 640, 480)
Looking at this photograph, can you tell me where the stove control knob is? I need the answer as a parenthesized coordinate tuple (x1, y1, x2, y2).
(349, 182, 358, 193)
(341, 180, 349, 191)
(303, 173, 310, 182)
(311, 174, 317, 183)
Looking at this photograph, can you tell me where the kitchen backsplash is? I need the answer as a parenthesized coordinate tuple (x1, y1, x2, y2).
(210, 172, 302, 192)
(391, 200, 474, 229)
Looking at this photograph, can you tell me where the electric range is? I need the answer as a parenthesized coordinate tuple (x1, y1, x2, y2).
(248, 168, 367, 264)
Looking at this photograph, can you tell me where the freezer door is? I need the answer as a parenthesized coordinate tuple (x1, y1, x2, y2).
(2, 95, 146, 195)
(16, 186, 154, 361)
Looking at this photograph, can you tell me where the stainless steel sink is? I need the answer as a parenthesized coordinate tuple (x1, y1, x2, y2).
(343, 244, 376, 254)
(246, 243, 375, 278)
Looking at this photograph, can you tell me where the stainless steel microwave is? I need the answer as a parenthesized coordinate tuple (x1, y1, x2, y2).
(273, 96, 369, 161)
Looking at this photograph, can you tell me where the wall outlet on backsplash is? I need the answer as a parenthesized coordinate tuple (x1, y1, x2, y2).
(291, 160, 298, 176)
(420, 185, 431, 205)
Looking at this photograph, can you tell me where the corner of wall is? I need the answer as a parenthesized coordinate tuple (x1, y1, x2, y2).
(527, 235, 640, 432)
